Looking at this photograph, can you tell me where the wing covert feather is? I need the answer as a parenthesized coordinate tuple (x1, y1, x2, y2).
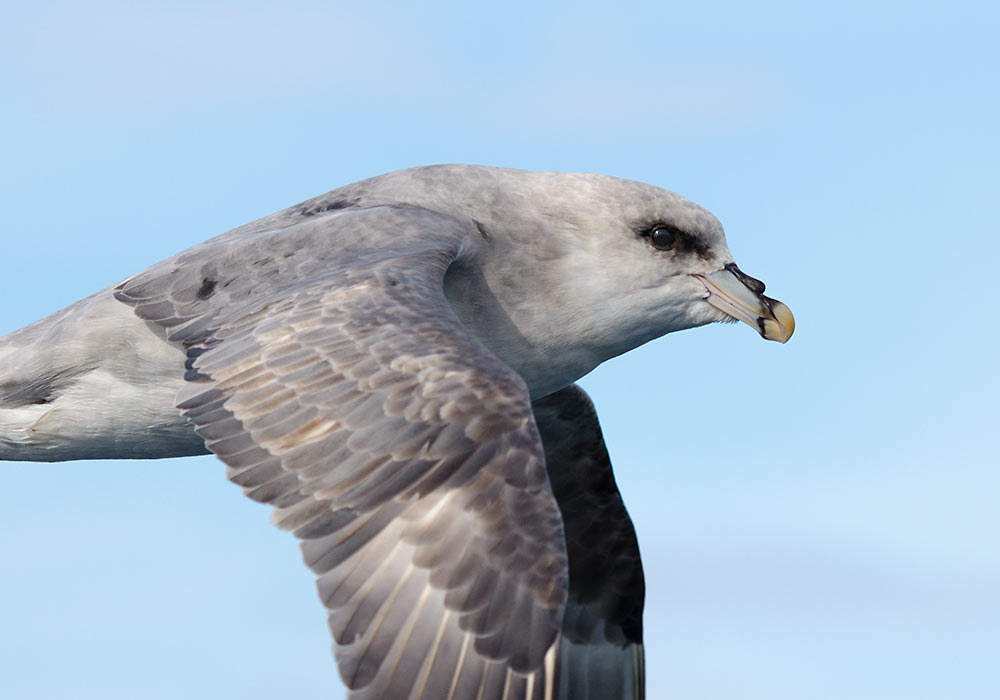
(115, 206, 569, 699)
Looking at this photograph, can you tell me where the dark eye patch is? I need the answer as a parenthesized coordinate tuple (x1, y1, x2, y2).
(638, 222, 712, 259)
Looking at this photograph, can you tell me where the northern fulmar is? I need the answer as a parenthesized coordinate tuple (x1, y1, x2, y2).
(0, 165, 794, 700)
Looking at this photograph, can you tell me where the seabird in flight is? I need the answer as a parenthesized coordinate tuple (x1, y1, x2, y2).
(0, 165, 793, 699)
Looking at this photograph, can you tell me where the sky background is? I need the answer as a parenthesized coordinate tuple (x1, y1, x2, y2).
(1, 1, 998, 698)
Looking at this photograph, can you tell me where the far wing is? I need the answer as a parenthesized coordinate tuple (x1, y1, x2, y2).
(532, 385, 645, 700)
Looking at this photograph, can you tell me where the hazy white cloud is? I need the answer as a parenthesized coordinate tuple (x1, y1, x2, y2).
(6, 2, 434, 105)
(507, 70, 775, 126)
(5, 1, 777, 127)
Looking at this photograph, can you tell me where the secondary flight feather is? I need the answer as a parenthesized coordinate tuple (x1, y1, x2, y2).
(0, 165, 793, 699)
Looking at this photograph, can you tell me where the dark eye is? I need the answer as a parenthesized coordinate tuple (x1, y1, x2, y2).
(648, 225, 678, 250)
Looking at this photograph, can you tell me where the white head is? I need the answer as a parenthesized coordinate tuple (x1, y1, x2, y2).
(337, 165, 794, 397)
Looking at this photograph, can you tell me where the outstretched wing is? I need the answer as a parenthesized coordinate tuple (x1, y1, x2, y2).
(532, 385, 646, 700)
(115, 205, 569, 700)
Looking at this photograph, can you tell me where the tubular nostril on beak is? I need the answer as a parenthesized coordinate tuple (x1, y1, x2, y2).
(724, 263, 766, 295)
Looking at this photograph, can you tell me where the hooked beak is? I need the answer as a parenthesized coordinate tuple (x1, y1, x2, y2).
(693, 263, 795, 343)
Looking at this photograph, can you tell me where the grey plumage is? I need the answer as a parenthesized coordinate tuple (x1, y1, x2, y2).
(1, 164, 794, 699)
(115, 211, 570, 696)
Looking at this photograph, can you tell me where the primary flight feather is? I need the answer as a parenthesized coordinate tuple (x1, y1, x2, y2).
(0, 165, 793, 699)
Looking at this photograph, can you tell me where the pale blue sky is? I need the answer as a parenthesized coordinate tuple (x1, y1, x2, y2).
(1, 1, 997, 699)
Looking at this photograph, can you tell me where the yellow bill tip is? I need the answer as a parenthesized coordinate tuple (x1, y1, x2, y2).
(760, 299, 795, 343)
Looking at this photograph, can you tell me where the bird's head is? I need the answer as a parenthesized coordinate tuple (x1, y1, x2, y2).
(333, 165, 794, 395)
(472, 169, 796, 357)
